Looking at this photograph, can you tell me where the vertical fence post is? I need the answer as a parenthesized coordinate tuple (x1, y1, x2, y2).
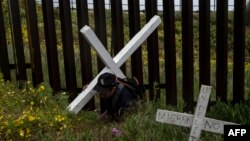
(42, 0, 61, 92)
(128, 0, 143, 84)
(111, 0, 126, 74)
(199, 0, 210, 87)
(59, 0, 77, 93)
(233, 0, 246, 103)
(163, 0, 177, 106)
(24, 0, 43, 86)
(216, 0, 228, 102)
(8, 0, 27, 81)
(145, 0, 160, 101)
(93, 0, 107, 113)
(76, 0, 93, 87)
(182, 0, 194, 112)
(94, 0, 107, 72)
(0, 1, 10, 81)
(76, 0, 95, 109)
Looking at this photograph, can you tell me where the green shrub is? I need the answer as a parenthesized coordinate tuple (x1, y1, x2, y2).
(0, 74, 71, 140)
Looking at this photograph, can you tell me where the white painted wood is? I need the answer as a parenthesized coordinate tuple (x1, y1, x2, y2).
(68, 15, 161, 114)
(80, 26, 125, 78)
(156, 109, 238, 134)
(156, 85, 239, 140)
(189, 85, 212, 141)
(112, 15, 161, 67)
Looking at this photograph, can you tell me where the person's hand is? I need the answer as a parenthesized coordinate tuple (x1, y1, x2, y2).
(82, 84, 88, 91)
(98, 110, 108, 120)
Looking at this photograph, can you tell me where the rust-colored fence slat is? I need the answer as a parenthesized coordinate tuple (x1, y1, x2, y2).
(93, 0, 107, 113)
(216, 0, 228, 102)
(233, 0, 246, 103)
(0, 2, 10, 80)
(24, 0, 43, 86)
(163, 0, 177, 106)
(111, 0, 126, 74)
(182, 0, 194, 112)
(76, 0, 95, 110)
(8, 0, 27, 81)
(59, 0, 77, 93)
(42, 0, 61, 92)
(199, 0, 210, 86)
(145, 0, 160, 101)
(128, 0, 143, 84)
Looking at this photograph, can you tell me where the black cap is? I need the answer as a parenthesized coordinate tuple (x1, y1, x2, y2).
(94, 73, 116, 92)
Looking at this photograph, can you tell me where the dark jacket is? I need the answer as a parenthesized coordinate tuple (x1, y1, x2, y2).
(106, 84, 138, 117)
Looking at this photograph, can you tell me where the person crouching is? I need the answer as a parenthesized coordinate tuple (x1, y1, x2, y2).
(94, 72, 139, 120)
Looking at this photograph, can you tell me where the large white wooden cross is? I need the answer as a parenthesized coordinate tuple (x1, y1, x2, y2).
(68, 15, 161, 114)
(156, 85, 238, 141)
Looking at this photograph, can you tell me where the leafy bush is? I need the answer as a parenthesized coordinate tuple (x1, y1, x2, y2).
(0, 74, 71, 140)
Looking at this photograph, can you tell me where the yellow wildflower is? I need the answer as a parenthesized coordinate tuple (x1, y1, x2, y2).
(55, 115, 65, 122)
(28, 115, 35, 122)
(30, 88, 35, 93)
(39, 85, 45, 91)
(15, 120, 24, 126)
(59, 124, 67, 130)
(19, 129, 24, 137)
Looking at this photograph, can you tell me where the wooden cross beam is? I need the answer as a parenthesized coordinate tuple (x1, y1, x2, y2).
(189, 85, 212, 140)
(156, 85, 238, 140)
(68, 15, 161, 114)
(80, 25, 125, 78)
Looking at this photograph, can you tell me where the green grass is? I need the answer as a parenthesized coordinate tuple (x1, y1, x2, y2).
(1, 73, 250, 141)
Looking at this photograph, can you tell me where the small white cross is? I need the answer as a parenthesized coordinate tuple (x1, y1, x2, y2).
(156, 85, 238, 140)
(68, 15, 161, 114)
